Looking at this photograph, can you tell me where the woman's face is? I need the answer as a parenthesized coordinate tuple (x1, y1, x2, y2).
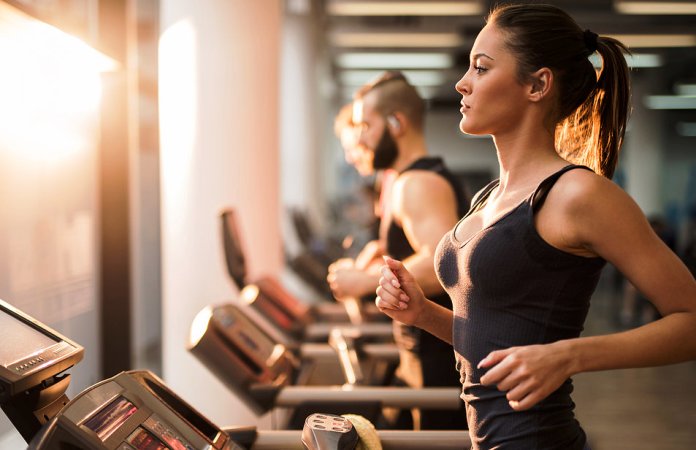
(455, 23, 532, 136)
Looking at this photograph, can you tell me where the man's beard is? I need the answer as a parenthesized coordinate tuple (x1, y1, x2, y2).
(371, 126, 398, 170)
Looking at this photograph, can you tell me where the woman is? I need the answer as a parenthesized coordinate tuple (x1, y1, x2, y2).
(375, 3, 696, 449)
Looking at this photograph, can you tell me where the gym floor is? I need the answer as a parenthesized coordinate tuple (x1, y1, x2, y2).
(573, 274, 696, 450)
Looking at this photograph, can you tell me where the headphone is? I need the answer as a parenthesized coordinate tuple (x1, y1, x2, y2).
(387, 115, 401, 132)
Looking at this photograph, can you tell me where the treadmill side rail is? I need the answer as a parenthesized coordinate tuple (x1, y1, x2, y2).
(275, 386, 461, 409)
(251, 429, 472, 450)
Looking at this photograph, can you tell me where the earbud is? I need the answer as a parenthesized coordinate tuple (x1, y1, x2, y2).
(387, 115, 401, 132)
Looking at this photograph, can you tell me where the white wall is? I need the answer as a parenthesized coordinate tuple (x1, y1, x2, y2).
(160, 0, 282, 428)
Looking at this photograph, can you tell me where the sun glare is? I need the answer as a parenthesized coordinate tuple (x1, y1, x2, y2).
(0, 2, 117, 162)
(158, 18, 198, 224)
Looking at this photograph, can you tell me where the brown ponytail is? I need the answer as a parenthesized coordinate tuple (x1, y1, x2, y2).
(489, 4, 631, 178)
(556, 36, 631, 178)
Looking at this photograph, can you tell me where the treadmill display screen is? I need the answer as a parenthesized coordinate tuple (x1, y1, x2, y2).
(126, 427, 168, 450)
(83, 396, 138, 441)
(0, 311, 58, 367)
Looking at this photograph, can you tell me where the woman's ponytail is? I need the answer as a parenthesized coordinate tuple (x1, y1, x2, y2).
(556, 36, 631, 178)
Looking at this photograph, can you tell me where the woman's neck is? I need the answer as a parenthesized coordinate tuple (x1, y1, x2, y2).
(492, 127, 565, 195)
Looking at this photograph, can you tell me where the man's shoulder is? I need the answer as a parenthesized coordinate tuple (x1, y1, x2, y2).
(395, 168, 451, 190)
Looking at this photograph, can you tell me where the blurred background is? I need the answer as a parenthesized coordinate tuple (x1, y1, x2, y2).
(0, 0, 694, 449)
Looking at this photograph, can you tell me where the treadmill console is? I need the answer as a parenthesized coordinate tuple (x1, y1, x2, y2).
(0, 299, 84, 442)
(0, 299, 83, 402)
(239, 279, 312, 340)
(29, 370, 242, 449)
(188, 303, 298, 415)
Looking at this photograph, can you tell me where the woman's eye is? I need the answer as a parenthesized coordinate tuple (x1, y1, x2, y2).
(474, 65, 487, 74)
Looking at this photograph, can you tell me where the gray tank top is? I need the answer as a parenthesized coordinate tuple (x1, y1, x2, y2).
(434, 165, 605, 449)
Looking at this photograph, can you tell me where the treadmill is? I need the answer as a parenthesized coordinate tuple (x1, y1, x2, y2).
(220, 208, 391, 339)
(0, 298, 470, 449)
(284, 206, 340, 299)
(191, 299, 400, 386)
(188, 302, 462, 430)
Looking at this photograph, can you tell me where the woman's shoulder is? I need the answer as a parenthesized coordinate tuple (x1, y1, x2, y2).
(553, 167, 626, 210)
(547, 166, 647, 250)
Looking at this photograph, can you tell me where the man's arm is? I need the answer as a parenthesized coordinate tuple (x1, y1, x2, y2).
(391, 170, 460, 296)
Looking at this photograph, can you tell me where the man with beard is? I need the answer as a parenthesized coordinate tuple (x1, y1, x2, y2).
(327, 71, 469, 430)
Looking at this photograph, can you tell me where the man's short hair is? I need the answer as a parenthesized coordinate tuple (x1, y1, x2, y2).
(354, 71, 425, 131)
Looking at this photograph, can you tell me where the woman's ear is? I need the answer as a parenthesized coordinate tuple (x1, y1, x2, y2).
(528, 67, 553, 102)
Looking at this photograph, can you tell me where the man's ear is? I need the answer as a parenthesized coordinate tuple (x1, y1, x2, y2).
(528, 67, 553, 102)
(387, 115, 401, 132)
(387, 112, 406, 136)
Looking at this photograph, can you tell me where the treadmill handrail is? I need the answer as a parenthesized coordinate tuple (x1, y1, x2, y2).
(250, 429, 471, 450)
(299, 343, 399, 362)
(275, 386, 461, 409)
(305, 323, 393, 340)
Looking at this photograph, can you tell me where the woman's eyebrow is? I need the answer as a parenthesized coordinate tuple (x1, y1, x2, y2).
(471, 53, 495, 61)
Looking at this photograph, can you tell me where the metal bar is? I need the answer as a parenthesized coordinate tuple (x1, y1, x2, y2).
(251, 430, 471, 450)
(299, 343, 399, 361)
(275, 386, 461, 409)
(305, 323, 394, 340)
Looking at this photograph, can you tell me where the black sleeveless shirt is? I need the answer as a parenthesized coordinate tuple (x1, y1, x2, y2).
(434, 165, 606, 449)
(384, 156, 469, 355)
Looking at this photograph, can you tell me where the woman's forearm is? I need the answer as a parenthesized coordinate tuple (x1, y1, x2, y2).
(415, 299, 454, 345)
(566, 312, 696, 375)
(402, 252, 447, 297)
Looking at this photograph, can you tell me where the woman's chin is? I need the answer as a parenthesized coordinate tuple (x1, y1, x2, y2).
(459, 122, 479, 136)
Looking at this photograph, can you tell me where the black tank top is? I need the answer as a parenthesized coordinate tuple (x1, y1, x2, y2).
(384, 156, 469, 354)
(434, 165, 605, 449)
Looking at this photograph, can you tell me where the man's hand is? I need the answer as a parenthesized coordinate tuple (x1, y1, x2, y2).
(327, 259, 375, 300)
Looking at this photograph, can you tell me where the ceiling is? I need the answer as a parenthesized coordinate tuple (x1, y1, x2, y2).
(319, 0, 696, 111)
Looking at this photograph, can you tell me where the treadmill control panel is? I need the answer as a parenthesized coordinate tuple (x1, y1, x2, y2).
(0, 299, 83, 402)
(30, 371, 241, 450)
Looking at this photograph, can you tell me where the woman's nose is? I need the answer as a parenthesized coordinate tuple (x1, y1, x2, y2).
(454, 75, 469, 94)
(455, 72, 470, 95)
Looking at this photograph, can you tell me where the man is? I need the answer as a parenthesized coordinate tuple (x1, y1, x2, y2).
(327, 71, 469, 430)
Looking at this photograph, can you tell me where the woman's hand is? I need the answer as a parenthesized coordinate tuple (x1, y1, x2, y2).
(375, 256, 427, 326)
(478, 341, 576, 411)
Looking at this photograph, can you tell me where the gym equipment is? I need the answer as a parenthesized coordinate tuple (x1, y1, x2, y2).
(0, 299, 83, 442)
(188, 302, 461, 429)
(285, 206, 346, 299)
(0, 298, 470, 449)
(220, 208, 391, 338)
(301, 414, 358, 450)
(189, 300, 399, 386)
(29, 369, 242, 449)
